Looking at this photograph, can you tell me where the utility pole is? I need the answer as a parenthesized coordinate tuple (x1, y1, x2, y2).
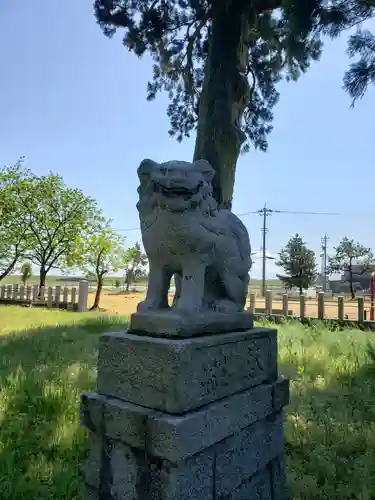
(320, 234, 329, 291)
(258, 204, 273, 297)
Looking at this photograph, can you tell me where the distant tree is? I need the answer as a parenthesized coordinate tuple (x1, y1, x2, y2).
(20, 262, 32, 285)
(0, 160, 31, 280)
(123, 242, 148, 292)
(79, 221, 126, 310)
(328, 237, 374, 299)
(94, 1, 331, 207)
(10, 171, 100, 288)
(276, 234, 317, 296)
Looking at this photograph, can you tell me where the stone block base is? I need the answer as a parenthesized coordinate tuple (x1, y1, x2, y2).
(80, 382, 289, 499)
(80, 327, 289, 499)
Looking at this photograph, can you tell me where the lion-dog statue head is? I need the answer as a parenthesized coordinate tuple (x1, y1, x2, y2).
(136, 158, 252, 314)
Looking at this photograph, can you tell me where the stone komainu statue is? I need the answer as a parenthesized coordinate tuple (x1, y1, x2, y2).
(136, 158, 252, 313)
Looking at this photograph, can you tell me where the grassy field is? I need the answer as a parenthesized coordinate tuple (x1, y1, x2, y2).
(1, 307, 375, 499)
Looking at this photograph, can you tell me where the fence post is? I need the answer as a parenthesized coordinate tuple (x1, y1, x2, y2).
(358, 297, 364, 324)
(0, 285, 5, 299)
(19, 285, 25, 301)
(63, 287, 69, 307)
(55, 285, 61, 308)
(26, 285, 32, 301)
(77, 281, 89, 312)
(248, 293, 256, 314)
(338, 296, 344, 321)
(299, 295, 306, 320)
(282, 293, 289, 316)
(47, 287, 53, 308)
(32, 285, 38, 302)
(265, 290, 273, 316)
(318, 291, 325, 320)
(12, 284, 18, 301)
(6, 285, 12, 299)
(71, 288, 77, 309)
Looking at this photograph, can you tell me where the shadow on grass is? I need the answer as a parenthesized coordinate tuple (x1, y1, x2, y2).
(1, 317, 375, 499)
(0, 315, 128, 500)
(277, 323, 375, 500)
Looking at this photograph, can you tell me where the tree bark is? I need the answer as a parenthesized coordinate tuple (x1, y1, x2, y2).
(349, 274, 355, 299)
(39, 265, 47, 288)
(0, 256, 18, 281)
(193, 1, 252, 208)
(91, 276, 103, 310)
(125, 268, 133, 292)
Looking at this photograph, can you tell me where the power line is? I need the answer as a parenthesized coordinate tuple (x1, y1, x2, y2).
(110, 208, 375, 232)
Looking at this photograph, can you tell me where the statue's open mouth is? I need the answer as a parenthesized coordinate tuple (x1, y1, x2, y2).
(154, 181, 202, 199)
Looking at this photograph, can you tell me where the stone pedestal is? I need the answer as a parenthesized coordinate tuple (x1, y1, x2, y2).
(80, 314, 289, 499)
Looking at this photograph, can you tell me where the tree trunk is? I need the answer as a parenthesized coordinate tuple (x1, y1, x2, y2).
(349, 275, 355, 300)
(125, 271, 131, 292)
(39, 266, 47, 288)
(299, 285, 303, 296)
(91, 276, 103, 310)
(0, 256, 18, 281)
(193, 2, 252, 208)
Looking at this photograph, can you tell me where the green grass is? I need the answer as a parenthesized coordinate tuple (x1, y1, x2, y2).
(1, 307, 375, 499)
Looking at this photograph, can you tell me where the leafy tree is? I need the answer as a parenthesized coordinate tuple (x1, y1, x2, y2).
(0, 160, 31, 281)
(94, 0, 331, 207)
(276, 234, 317, 295)
(79, 221, 126, 310)
(328, 236, 374, 299)
(320, 0, 375, 105)
(10, 171, 100, 288)
(123, 242, 148, 292)
(20, 262, 32, 285)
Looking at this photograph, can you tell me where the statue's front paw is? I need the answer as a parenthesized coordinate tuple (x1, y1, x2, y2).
(137, 300, 170, 312)
(174, 301, 204, 314)
(137, 300, 159, 312)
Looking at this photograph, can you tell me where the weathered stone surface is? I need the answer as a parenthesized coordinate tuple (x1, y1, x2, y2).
(83, 435, 214, 499)
(270, 455, 287, 500)
(81, 377, 289, 462)
(130, 310, 253, 337)
(136, 158, 252, 314)
(97, 328, 277, 414)
(215, 412, 285, 499)
(152, 449, 214, 500)
(84, 432, 101, 490)
(81, 417, 286, 499)
(216, 467, 272, 500)
(81, 484, 98, 500)
(272, 377, 290, 412)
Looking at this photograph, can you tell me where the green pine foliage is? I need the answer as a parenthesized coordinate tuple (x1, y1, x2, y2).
(94, 1, 328, 204)
(276, 233, 317, 294)
(320, 0, 375, 105)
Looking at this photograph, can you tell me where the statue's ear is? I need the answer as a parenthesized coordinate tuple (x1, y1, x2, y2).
(137, 158, 158, 182)
(194, 159, 215, 183)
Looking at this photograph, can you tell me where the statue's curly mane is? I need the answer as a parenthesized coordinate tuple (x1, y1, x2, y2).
(136, 160, 217, 221)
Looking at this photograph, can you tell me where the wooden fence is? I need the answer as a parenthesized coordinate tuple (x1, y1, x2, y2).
(0, 281, 89, 312)
(248, 290, 375, 325)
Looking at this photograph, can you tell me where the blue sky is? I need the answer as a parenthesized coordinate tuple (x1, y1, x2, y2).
(1, 1, 374, 278)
